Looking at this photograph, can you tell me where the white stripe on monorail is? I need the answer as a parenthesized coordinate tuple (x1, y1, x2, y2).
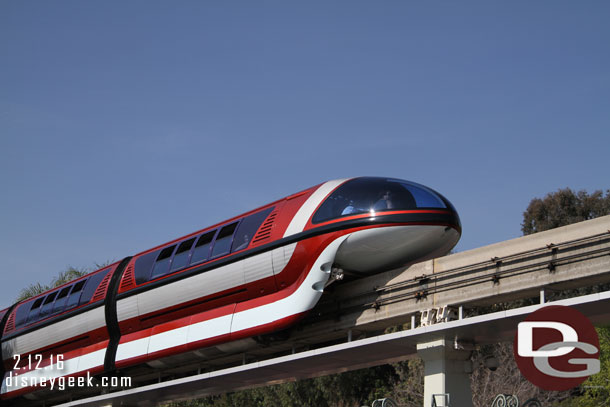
(283, 179, 348, 238)
(54, 289, 610, 407)
(114, 236, 349, 363)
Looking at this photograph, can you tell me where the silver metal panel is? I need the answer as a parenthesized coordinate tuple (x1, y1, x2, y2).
(136, 261, 245, 317)
(243, 251, 273, 284)
(1, 307, 105, 358)
(283, 243, 297, 264)
(116, 295, 139, 322)
(335, 225, 459, 273)
(271, 243, 296, 276)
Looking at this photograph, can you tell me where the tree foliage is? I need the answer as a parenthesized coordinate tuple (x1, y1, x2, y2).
(470, 343, 571, 406)
(521, 188, 610, 235)
(15, 261, 113, 302)
(167, 364, 404, 407)
(520, 187, 610, 406)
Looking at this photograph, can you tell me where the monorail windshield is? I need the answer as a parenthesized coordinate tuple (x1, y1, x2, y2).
(312, 177, 448, 224)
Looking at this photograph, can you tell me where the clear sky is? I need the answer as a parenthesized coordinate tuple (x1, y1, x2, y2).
(1, 1, 609, 309)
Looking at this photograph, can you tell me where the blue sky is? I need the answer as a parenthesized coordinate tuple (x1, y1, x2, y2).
(1, 1, 609, 308)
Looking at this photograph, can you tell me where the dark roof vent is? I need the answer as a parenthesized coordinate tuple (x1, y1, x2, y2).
(91, 270, 113, 303)
(119, 263, 135, 292)
(5, 312, 15, 332)
(252, 210, 278, 244)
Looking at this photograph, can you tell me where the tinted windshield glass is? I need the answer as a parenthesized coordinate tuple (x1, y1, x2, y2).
(312, 177, 447, 224)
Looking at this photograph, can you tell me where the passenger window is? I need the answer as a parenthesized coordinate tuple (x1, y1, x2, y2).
(15, 302, 32, 328)
(26, 297, 44, 324)
(190, 230, 216, 265)
(150, 245, 176, 280)
(171, 237, 196, 272)
(232, 207, 274, 252)
(52, 286, 72, 313)
(66, 280, 87, 309)
(39, 291, 58, 319)
(211, 222, 239, 258)
(135, 251, 159, 284)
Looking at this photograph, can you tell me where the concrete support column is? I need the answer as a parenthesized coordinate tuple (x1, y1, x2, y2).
(416, 339, 472, 407)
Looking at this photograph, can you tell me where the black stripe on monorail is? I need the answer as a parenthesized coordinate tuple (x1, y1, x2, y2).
(114, 211, 460, 300)
(1, 211, 459, 343)
(104, 256, 132, 373)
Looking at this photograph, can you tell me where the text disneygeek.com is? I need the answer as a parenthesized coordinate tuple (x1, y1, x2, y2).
(5, 372, 131, 391)
(8, 354, 131, 391)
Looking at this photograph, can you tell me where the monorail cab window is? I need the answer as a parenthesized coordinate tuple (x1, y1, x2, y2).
(211, 222, 239, 258)
(190, 230, 216, 265)
(312, 177, 447, 224)
(150, 245, 177, 280)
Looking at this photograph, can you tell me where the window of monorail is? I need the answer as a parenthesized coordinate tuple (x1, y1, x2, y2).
(232, 207, 274, 252)
(135, 250, 159, 284)
(79, 268, 111, 305)
(312, 177, 447, 224)
(53, 286, 72, 313)
(191, 230, 216, 265)
(26, 297, 44, 324)
(39, 291, 58, 319)
(151, 245, 177, 280)
(171, 237, 196, 272)
(15, 302, 31, 328)
(211, 222, 239, 258)
(66, 279, 87, 309)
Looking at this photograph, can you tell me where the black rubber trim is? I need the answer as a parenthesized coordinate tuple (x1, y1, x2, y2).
(116, 211, 461, 300)
(104, 256, 133, 373)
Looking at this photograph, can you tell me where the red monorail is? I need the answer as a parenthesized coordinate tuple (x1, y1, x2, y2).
(1, 177, 461, 402)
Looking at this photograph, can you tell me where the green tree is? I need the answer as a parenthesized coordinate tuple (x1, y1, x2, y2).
(469, 187, 610, 407)
(558, 327, 610, 407)
(167, 365, 401, 407)
(521, 188, 610, 235)
(521, 187, 610, 406)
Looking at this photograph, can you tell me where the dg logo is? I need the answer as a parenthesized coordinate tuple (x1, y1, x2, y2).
(514, 305, 600, 391)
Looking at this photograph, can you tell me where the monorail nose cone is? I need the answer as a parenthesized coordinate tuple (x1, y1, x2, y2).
(335, 224, 460, 274)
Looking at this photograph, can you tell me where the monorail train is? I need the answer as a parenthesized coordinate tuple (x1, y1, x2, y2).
(0, 177, 461, 403)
